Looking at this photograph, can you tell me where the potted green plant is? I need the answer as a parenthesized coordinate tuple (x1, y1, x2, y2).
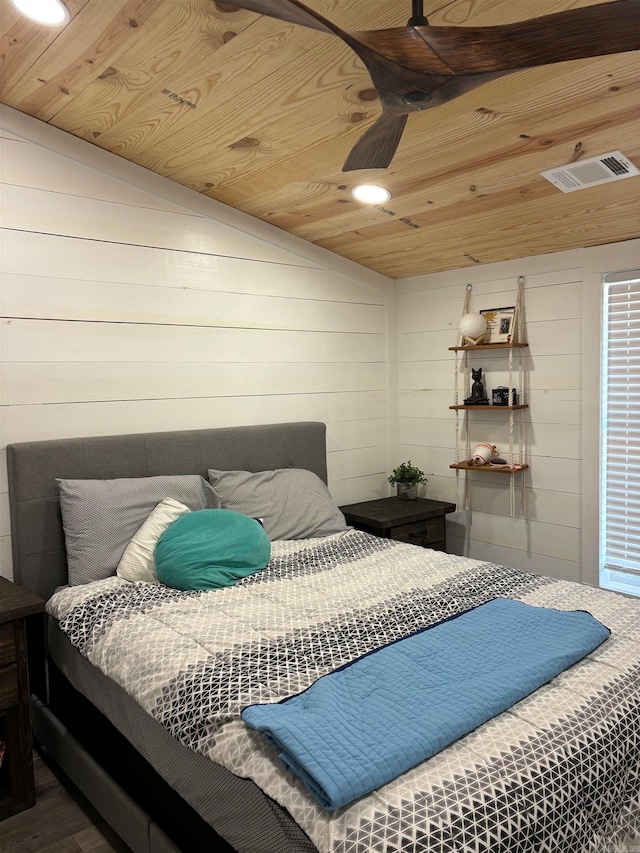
(387, 461, 427, 501)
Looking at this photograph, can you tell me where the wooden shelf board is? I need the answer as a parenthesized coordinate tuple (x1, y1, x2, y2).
(449, 343, 529, 351)
(450, 462, 529, 473)
(449, 404, 528, 410)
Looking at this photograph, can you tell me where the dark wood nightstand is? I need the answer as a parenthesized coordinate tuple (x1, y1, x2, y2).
(0, 576, 45, 820)
(339, 497, 456, 551)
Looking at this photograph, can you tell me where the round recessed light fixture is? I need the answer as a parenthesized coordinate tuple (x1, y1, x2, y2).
(351, 184, 391, 204)
(10, 0, 70, 25)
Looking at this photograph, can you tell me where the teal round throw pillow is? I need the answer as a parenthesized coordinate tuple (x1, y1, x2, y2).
(155, 509, 271, 590)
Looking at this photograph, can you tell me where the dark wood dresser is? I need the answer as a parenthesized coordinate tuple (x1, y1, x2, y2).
(339, 497, 456, 552)
(0, 577, 45, 820)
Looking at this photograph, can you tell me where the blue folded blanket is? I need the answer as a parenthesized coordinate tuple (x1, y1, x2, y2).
(241, 597, 610, 811)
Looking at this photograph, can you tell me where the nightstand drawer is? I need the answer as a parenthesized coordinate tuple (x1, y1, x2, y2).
(0, 623, 16, 667)
(392, 518, 444, 547)
(0, 663, 19, 710)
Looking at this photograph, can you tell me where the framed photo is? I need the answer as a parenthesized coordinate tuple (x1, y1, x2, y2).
(479, 306, 517, 343)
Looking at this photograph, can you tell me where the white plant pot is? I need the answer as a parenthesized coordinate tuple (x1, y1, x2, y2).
(397, 484, 418, 501)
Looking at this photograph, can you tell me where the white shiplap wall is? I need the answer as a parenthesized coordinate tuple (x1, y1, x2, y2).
(2, 108, 638, 588)
(395, 240, 640, 586)
(0, 108, 393, 580)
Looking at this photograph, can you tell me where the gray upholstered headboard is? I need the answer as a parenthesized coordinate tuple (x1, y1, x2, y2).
(6, 421, 328, 602)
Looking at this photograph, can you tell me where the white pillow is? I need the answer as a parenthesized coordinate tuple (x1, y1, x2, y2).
(117, 498, 190, 583)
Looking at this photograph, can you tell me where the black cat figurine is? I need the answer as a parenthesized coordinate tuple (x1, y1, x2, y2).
(464, 367, 489, 405)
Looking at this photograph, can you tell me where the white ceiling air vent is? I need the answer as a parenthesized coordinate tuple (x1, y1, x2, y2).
(540, 150, 640, 193)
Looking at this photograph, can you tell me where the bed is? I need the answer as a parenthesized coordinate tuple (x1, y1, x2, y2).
(6, 421, 640, 853)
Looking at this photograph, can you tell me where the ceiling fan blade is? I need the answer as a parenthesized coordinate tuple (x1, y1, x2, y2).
(228, 0, 339, 37)
(229, 0, 640, 172)
(413, 0, 640, 74)
(342, 113, 408, 172)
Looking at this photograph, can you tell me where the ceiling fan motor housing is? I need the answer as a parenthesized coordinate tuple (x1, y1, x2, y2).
(403, 91, 432, 106)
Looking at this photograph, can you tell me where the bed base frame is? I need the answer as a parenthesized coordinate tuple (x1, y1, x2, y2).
(32, 667, 225, 853)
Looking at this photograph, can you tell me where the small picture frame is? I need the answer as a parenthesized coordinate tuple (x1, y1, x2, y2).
(480, 306, 517, 343)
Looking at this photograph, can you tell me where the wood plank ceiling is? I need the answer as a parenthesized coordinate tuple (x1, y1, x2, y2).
(1, 0, 639, 278)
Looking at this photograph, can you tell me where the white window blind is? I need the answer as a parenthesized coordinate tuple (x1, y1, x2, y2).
(601, 270, 640, 597)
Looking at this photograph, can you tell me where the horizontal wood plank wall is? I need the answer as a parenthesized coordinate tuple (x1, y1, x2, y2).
(395, 241, 640, 585)
(0, 120, 392, 580)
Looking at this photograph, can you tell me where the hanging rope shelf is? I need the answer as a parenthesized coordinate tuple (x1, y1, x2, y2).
(450, 277, 528, 517)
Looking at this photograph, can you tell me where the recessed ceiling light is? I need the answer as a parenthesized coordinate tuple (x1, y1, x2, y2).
(10, 0, 70, 25)
(351, 184, 391, 204)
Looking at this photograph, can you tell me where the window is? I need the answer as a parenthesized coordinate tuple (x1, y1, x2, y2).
(600, 270, 640, 596)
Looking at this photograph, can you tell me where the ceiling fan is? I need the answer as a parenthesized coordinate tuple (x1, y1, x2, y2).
(228, 0, 640, 171)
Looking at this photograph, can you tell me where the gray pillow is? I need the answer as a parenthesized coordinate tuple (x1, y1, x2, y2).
(207, 467, 348, 541)
(57, 475, 221, 585)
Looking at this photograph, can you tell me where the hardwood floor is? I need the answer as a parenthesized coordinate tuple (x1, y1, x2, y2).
(0, 749, 132, 853)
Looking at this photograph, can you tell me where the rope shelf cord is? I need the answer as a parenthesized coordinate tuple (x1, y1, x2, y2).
(454, 284, 472, 510)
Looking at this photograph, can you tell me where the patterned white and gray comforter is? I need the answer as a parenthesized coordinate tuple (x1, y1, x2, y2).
(47, 529, 640, 853)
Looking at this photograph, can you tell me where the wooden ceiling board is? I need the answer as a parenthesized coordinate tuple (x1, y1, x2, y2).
(1, 0, 638, 279)
(2, 0, 168, 120)
(0, 0, 89, 96)
(114, 0, 411, 180)
(232, 55, 638, 256)
(239, 56, 639, 229)
(184, 10, 620, 201)
(45, 0, 262, 143)
(133, 37, 365, 179)
(325, 180, 640, 278)
(318, 143, 640, 256)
